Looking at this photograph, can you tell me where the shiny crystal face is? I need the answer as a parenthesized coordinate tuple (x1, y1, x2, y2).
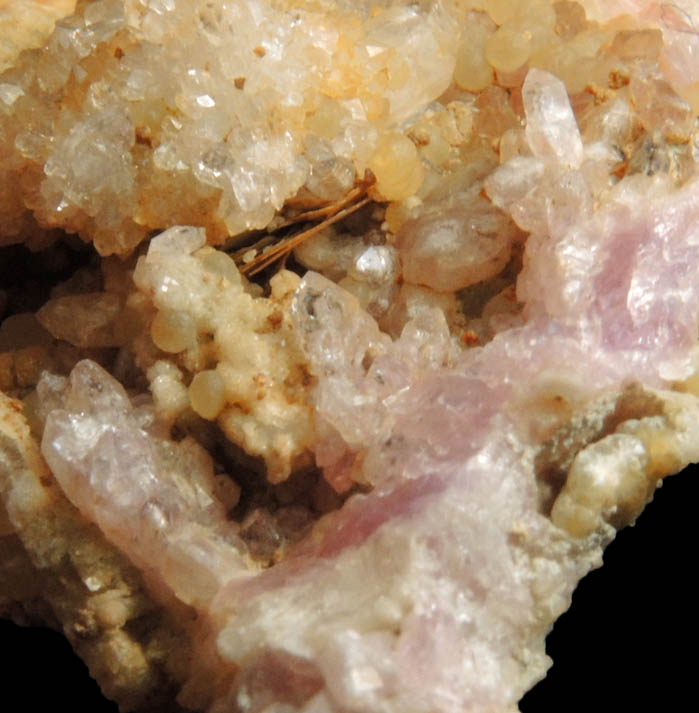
(1, 1, 699, 712)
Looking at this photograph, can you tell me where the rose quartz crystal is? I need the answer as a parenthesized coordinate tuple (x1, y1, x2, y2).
(40, 359, 251, 609)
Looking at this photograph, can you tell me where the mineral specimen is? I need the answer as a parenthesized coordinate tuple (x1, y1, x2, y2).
(1, 0, 699, 712)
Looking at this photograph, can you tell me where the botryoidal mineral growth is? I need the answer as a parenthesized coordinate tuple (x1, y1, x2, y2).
(1, 0, 699, 711)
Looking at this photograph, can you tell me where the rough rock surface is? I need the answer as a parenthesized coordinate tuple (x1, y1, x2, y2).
(1, 0, 699, 712)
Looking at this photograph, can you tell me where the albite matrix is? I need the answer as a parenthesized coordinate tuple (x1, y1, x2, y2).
(1, 0, 699, 711)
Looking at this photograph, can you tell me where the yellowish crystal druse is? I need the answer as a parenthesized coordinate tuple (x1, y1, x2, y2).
(133, 228, 314, 482)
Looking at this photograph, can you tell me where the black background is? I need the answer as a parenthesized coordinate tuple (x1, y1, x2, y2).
(2, 464, 696, 712)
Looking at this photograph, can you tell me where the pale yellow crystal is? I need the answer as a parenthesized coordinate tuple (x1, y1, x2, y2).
(453, 18, 495, 93)
(305, 97, 346, 140)
(368, 134, 425, 202)
(189, 369, 226, 421)
(151, 309, 198, 354)
(485, 24, 532, 73)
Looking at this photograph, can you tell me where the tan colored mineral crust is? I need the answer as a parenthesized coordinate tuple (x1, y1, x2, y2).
(1, 0, 699, 712)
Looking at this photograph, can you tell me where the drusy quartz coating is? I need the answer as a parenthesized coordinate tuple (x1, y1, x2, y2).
(1, 0, 699, 712)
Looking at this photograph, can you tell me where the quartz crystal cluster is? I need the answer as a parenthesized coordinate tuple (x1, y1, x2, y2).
(2, 0, 699, 712)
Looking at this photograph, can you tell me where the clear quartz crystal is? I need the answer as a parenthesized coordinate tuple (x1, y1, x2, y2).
(522, 68, 584, 169)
